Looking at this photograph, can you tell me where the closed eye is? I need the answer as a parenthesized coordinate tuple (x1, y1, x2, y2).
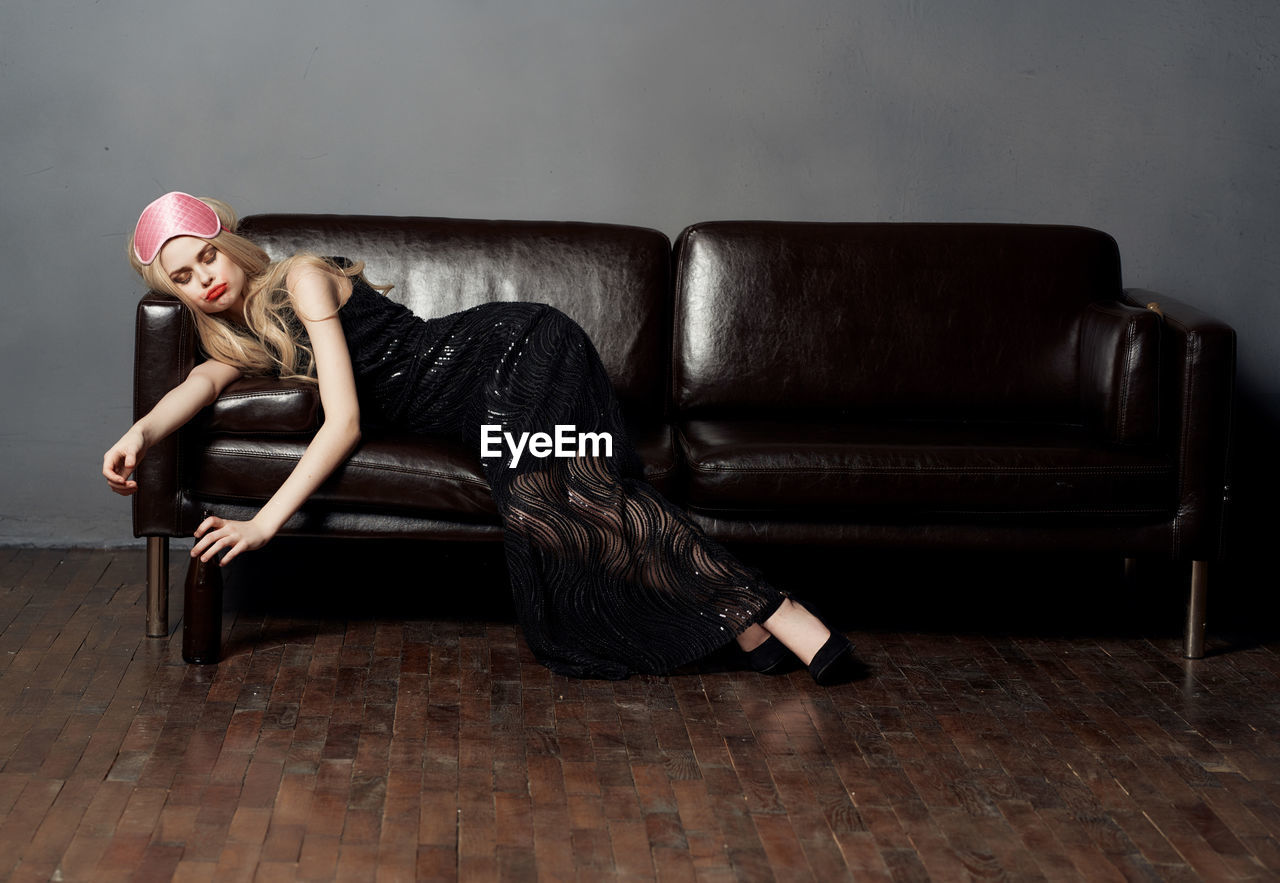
(169, 246, 216, 284)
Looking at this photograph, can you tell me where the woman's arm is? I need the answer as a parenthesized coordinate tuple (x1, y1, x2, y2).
(191, 266, 362, 565)
(102, 359, 243, 495)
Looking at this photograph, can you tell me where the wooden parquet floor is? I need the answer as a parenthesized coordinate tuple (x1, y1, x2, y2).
(0, 543, 1278, 881)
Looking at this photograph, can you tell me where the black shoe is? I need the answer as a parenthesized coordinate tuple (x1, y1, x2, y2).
(743, 635, 801, 675)
(807, 631, 869, 685)
(793, 598, 870, 686)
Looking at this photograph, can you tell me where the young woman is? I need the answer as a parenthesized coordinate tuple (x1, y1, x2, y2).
(104, 192, 865, 683)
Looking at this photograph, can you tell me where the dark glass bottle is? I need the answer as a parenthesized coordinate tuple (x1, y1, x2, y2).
(182, 554, 223, 664)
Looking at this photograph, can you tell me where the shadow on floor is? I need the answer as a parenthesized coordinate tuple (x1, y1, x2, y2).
(221, 536, 517, 624)
(212, 536, 1280, 656)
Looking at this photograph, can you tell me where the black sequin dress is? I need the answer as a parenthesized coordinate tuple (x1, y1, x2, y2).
(336, 270, 786, 679)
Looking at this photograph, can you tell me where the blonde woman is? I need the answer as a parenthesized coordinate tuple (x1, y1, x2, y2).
(104, 192, 864, 684)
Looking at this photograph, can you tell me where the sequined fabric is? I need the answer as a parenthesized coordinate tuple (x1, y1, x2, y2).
(338, 271, 786, 679)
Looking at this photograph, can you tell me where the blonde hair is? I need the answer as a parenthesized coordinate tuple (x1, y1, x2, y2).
(128, 196, 391, 383)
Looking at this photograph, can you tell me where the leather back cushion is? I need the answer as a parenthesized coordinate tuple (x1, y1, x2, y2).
(674, 222, 1122, 420)
(239, 215, 671, 417)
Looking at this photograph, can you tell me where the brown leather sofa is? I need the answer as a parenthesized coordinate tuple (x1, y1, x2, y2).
(132, 217, 1235, 660)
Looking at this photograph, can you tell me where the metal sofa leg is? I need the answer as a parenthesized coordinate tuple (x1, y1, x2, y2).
(146, 537, 170, 637)
(1124, 557, 1138, 580)
(1184, 560, 1208, 659)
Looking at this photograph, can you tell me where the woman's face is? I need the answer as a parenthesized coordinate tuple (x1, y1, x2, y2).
(158, 236, 247, 323)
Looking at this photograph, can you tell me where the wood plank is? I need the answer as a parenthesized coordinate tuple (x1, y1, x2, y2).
(0, 548, 1273, 879)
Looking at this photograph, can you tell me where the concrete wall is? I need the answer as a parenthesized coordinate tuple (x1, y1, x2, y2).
(2, 0, 1277, 547)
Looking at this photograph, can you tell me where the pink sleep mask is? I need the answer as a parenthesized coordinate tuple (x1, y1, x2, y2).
(132, 191, 222, 265)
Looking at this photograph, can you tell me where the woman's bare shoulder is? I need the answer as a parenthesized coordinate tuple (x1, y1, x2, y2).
(285, 258, 353, 320)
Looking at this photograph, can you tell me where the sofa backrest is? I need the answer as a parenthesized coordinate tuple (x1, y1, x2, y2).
(239, 214, 671, 418)
(673, 222, 1123, 421)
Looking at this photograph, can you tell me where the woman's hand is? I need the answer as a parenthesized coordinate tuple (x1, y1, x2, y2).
(192, 515, 274, 566)
(102, 360, 243, 498)
(103, 429, 149, 496)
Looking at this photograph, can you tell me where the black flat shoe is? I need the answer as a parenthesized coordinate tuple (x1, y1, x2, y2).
(743, 635, 801, 675)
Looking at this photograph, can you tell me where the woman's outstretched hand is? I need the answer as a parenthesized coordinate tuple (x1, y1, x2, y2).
(103, 429, 149, 496)
(192, 515, 273, 566)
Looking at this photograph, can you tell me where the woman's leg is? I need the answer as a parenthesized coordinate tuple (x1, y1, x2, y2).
(735, 623, 772, 652)
(759, 599, 833, 665)
(469, 303, 831, 679)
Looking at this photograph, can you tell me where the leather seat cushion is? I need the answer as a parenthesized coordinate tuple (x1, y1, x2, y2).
(190, 422, 680, 518)
(678, 418, 1175, 516)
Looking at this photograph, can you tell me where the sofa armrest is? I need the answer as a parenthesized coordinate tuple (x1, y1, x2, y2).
(196, 376, 322, 436)
(1122, 288, 1236, 560)
(132, 292, 198, 537)
(1079, 301, 1162, 446)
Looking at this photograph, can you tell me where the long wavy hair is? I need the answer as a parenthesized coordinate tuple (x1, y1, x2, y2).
(127, 196, 390, 383)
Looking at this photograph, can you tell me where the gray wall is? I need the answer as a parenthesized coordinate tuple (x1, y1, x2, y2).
(2, 0, 1277, 547)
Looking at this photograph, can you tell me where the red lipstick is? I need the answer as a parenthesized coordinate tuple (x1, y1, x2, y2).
(205, 283, 228, 302)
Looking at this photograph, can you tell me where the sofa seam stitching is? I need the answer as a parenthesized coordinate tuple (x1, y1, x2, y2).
(205, 448, 492, 486)
(1119, 317, 1136, 440)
